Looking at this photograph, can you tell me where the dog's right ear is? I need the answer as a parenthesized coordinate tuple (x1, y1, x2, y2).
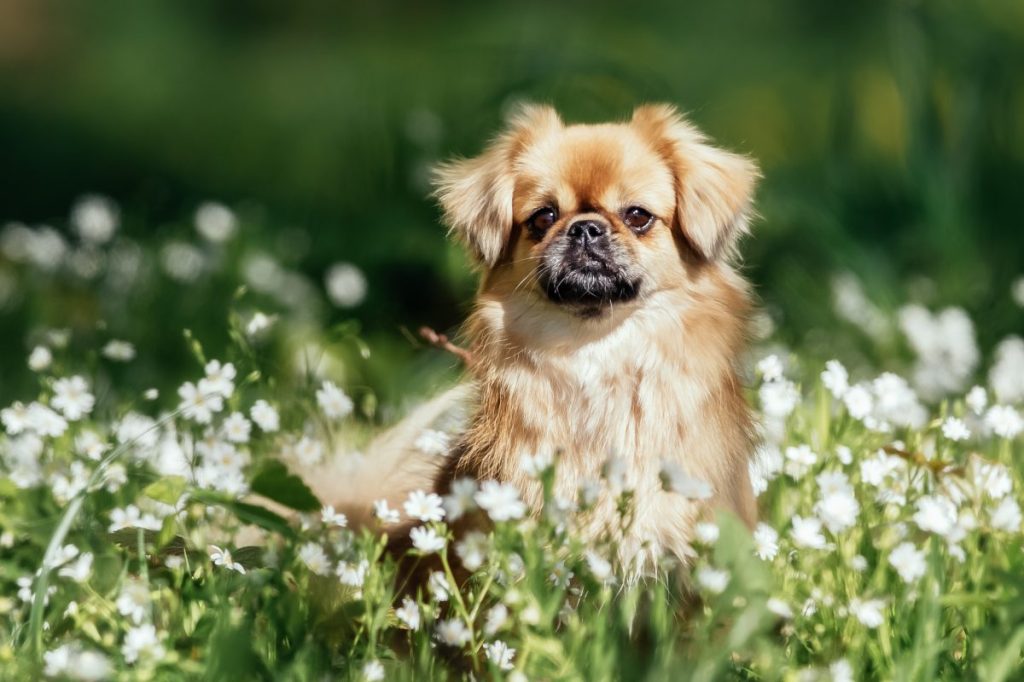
(432, 104, 561, 266)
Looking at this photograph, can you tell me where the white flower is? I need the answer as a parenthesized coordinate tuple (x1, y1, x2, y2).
(484, 603, 508, 636)
(695, 566, 730, 594)
(321, 504, 348, 528)
(753, 523, 779, 560)
(966, 386, 988, 415)
(122, 624, 165, 665)
(990, 497, 1022, 533)
(520, 451, 553, 477)
(888, 542, 926, 584)
(766, 597, 793, 619)
(116, 412, 158, 449)
(414, 429, 451, 457)
(790, 515, 826, 549)
(202, 360, 236, 398)
(26, 402, 68, 438)
(249, 400, 280, 432)
(194, 202, 238, 243)
(57, 552, 93, 582)
(913, 495, 959, 537)
(784, 445, 817, 480)
(843, 384, 874, 420)
(28, 346, 52, 372)
(102, 340, 136, 362)
(986, 405, 1023, 439)
(221, 412, 252, 443)
(245, 311, 275, 338)
(990, 336, 1024, 404)
(404, 490, 445, 522)
(51, 376, 95, 421)
(941, 417, 971, 441)
(324, 262, 368, 308)
(442, 478, 478, 521)
(395, 596, 421, 630)
(75, 429, 106, 460)
(116, 579, 150, 624)
(455, 531, 489, 571)
(815, 488, 860, 534)
(316, 380, 354, 420)
(337, 560, 369, 588)
(108, 505, 163, 532)
(435, 618, 471, 647)
(362, 660, 385, 682)
(71, 194, 119, 243)
(373, 499, 401, 524)
(821, 359, 849, 398)
(748, 444, 783, 496)
(177, 381, 223, 424)
(208, 545, 246, 574)
(292, 436, 323, 466)
(44, 644, 112, 681)
(836, 445, 853, 465)
(756, 354, 785, 382)
(297, 542, 332, 576)
(849, 597, 885, 629)
(694, 522, 720, 545)
(831, 659, 854, 682)
(759, 379, 800, 419)
(410, 526, 446, 553)
(483, 640, 516, 671)
(661, 460, 713, 499)
(971, 460, 1012, 499)
(585, 550, 615, 585)
(871, 373, 927, 429)
(475, 480, 527, 521)
(1, 401, 30, 435)
(428, 570, 450, 602)
(850, 554, 868, 572)
(899, 305, 979, 399)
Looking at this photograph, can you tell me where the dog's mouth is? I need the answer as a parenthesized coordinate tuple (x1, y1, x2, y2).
(540, 263, 641, 312)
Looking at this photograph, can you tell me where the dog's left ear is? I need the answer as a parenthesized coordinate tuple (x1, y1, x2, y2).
(632, 104, 759, 261)
(432, 104, 562, 266)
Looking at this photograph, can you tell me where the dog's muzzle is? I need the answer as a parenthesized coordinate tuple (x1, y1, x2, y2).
(540, 219, 641, 309)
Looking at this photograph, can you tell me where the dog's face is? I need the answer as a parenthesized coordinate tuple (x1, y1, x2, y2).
(433, 104, 758, 318)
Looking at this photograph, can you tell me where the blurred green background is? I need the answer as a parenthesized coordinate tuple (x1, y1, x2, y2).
(1, 0, 1023, 411)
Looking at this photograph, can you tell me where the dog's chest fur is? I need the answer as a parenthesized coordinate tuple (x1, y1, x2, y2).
(446, 273, 756, 565)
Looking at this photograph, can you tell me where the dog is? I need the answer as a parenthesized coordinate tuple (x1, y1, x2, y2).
(307, 103, 759, 570)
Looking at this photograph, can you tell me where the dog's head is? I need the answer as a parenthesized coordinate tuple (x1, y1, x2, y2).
(433, 104, 758, 318)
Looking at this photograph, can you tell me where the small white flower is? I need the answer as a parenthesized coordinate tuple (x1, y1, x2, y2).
(28, 346, 52, 372)
(821, 359, 849, 398)
(321, 504, 348, 528)
(428, 570, 450, 602)
(475, 480, 527, 521)
(201, 360, 236, 398)
(843, 384, 874, 420)
(404, 489, 445, 522)
(484, 603, 508, 635)
(316, 380, 354, 420)
(585, 550, 615, 585)
(324, 262, 368, 308)
(116, 579, 150, 624)
(836, 445, 853, 465)
(249, 400, 280, 432)
(990, 336, 1024, 404)
(985, 405, 1023, 439)
(913, 495, 959, 537)
(71, 194, 119, 243)
(122, 623, 165, 664)
(361, 660, 385, 682)
(695, 566, 730, 594)
(753, 523, 779, 560)
(209, 545, 246, 574)
(990, 497, 1022, 533)
(520, 451, 554, 477)
(784, 445, 818, 480)
(455, 531, 489, 571)
(966, 386, 988, 415)
(395, 596, 421, 630)
(660, 460, 713, 499)
(245, 311, 275, 338)
(194, 201, 238, 242)
(888, 542, 926, 584)
(292, 436, 323, 466)
(850, 554, 868, 572)
(414, 429, 450, 457)
(815, 488, 860, 534)
(373, 499, 401, 524)
(442, 478, 477, 520)
(748, 443, 783, 496)
(790, 515, 826, 549)
(483, 640, 516, 671)
(177, 381, 224, 424)
(759, 379, 800, 419)
(108, 505, 163, 532)
(410, 526, 446, 553)
(297, 542, 331, 576)
(337, 559, 369, 588)
(435, 618, 471, 647)
(831, 659, 854, 682)
(57, 552, 93, 583)
(102, 340, 136, 362)
(766, 597, 793, 619)
(221, 412, 252, 443)
(756, 354, 785, 382)
(26, 402, 68, 437)
(694, 522, 720, 545)
(849, 597, 885, 629)
(941, 417, 971, 442)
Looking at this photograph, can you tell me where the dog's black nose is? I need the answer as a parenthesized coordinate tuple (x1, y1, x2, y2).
(567, 220, 606, 245)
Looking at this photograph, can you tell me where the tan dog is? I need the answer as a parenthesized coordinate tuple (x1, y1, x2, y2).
(309, 104, 758, 569)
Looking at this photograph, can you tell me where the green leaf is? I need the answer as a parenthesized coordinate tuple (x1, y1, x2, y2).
(249, 460, 321, 512)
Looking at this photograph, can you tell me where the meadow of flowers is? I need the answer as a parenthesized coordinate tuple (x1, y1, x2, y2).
(1, 197, 1023, 680)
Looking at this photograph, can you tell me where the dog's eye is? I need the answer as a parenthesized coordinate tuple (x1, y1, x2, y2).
(526, 207, 557, 233)
(623, 207, 654, 233)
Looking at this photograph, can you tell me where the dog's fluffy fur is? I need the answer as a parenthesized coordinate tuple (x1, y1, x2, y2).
(309, 104, 759, 568)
